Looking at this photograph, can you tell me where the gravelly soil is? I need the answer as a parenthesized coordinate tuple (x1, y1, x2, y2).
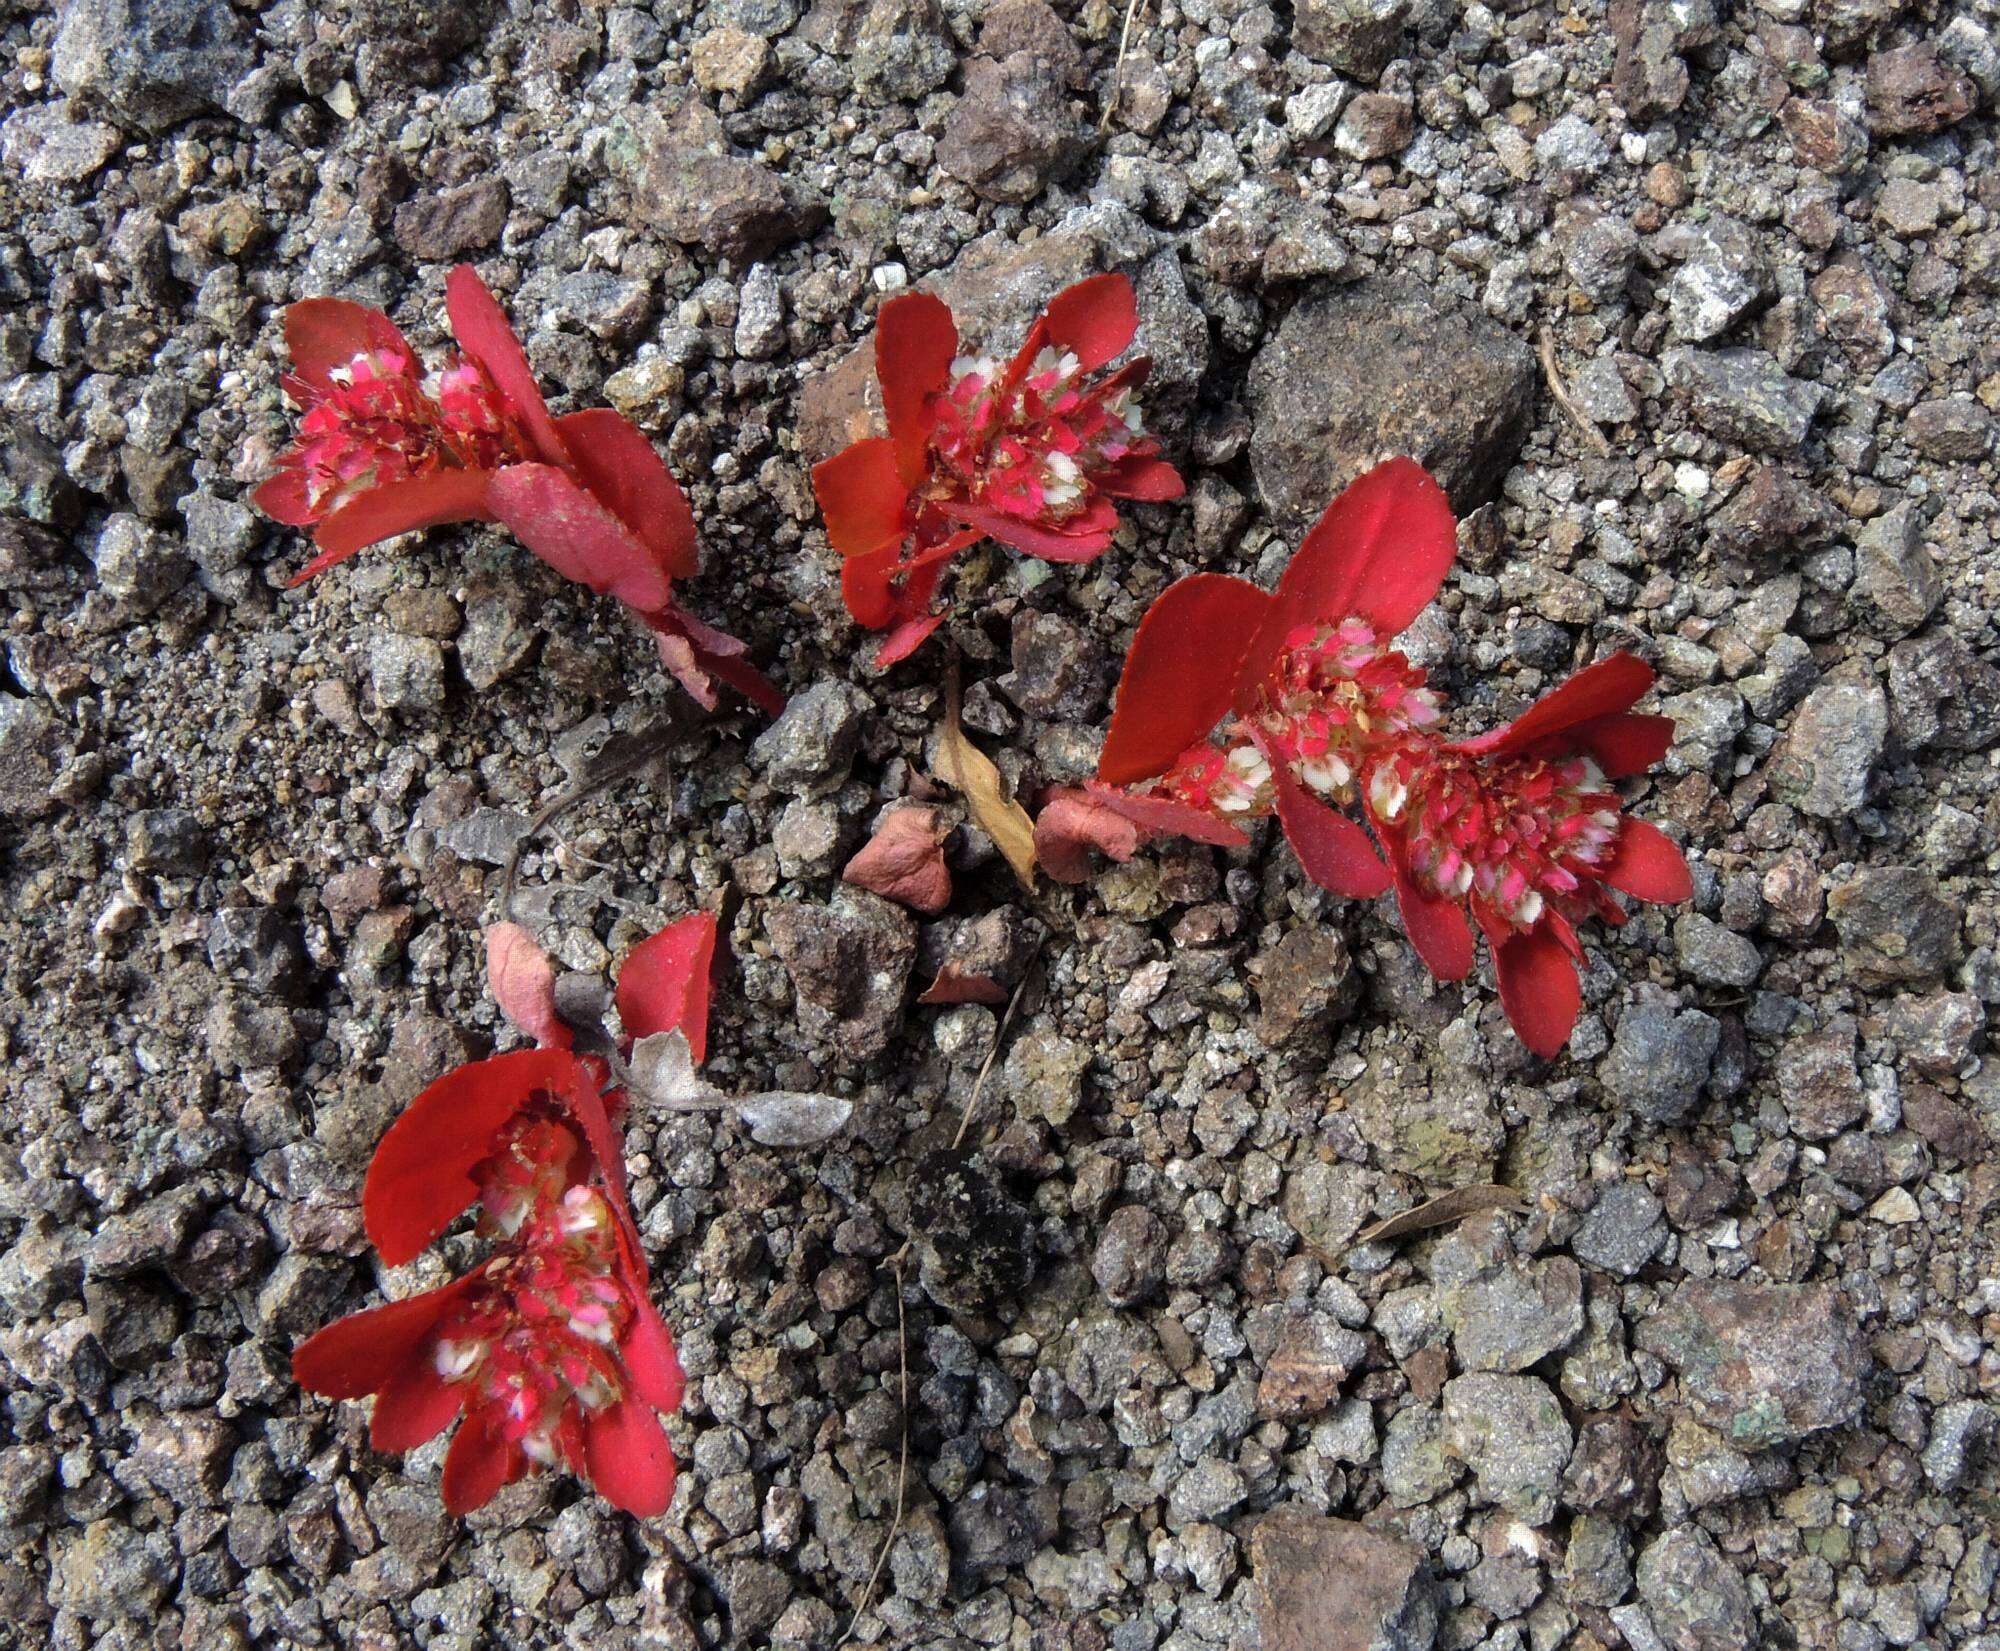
(1, 1, 1997, 1649)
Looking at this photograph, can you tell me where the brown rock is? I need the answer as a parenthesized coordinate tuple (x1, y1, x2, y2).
(624, 96, 823, 260)
(1781, 98, 1870, 173)
(1254, 925, 1357, 1046)
(1776, 1015, 1864, 1140)
(938, 53, 1082, 205)
(1865, 43, 1976, 136)
(392, 179, 508, 261)
(765, 888, 916, 1059)
(1250, 1510, 1440, 1651)
(1258, 1312, 1368, 1420)
(1707, 463, 1840, 563)
(1902, 1085, 1988, 1163)
(1247, 277, 1535, 522)
(1827, 866, 1962, 987)
(977, 0, 1083, 85)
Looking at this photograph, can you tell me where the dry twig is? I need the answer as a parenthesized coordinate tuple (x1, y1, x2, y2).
(1101, 0, 1149, 133)
(952, 972, 1032, 1150)
(1537, 326, 1614, 459)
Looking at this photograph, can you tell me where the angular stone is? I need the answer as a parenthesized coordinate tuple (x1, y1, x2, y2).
(1865, 42, 1976, 136)
(621, 95, 823, 260)
(1775, 1016, 1864, 1140)
(1634, 1528, 1756, 1651)
(1886, 634, 2000, 753)
(765, 887, 916, 1060)
(1571, 1182, 1667, 1277)
(1440, 1252, 1585, 1374)
(1853, 502, 1941, 636)
(392, 179, 508, 261)
(1827, 866, 1961, 987)
(938, 53, 1081, 203)
(1707, 464, 1840, 564)
(1258, 1312, 1369, 1420)
(1248, 278, 1535, 524)
(1249, 1509, 1440, 1651)
(1598, 993, 1721, 1124)
(1667, 216, 1771, 342)
(53, 0, 256, 134)
(1443, 1373, 1573, 1524)
(1610, 0, 1718, 122)
(0, 696, 62, 821)
(1636, 1280, 1869, 1448)
(1768, 671, 1886, 818)
(1665, 347, 1823, 453)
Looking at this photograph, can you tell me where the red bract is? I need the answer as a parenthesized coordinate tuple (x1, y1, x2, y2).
(293, 913, 722, 1518)
(1074, 458, 1691, 1058)
(812, 273, 1184, 668)
(256, 267, 781, 715)
(841, 803, 953, 913)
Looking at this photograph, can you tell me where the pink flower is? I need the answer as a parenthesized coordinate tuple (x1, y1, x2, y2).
(812, 274, 1184, 667)
(255, 269, 781, 714)
(1069, 457, 1692, 1057)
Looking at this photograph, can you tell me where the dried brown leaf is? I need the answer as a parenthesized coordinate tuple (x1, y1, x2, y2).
(936, 676, 1037, 891)
(1351, 1183, 1529, 1249)
(917, 964, 1009, 1006)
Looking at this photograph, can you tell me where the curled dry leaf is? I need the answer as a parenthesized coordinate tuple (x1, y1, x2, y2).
(842, 804, 953, 914)
(625, 1031, 853, 1148)
(917, 964, 1009, 1006)
(936, 679, 1038, 891)
(1350, 1183, 1530, 1249)
(485, 922, 568, 1048)
(1034, 788, 1142, 884)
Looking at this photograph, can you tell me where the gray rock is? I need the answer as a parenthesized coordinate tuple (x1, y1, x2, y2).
(0, 104, 123, 184)
(1667, 217, 1772, 342)
(623, 95, 824, 259)
(1571, 1182, 1666, 1277)
(0, 415, 82, 527)
(52, 0, 256, 134)
(1636, 1280, 1869, 1448)
(207, 906, 307, 999)
(1769, 671, 1887, 818)
(1167, 1457, 1246, 1527)
(733, 264, 786, 361)
(90, 513, 190, 611)
(1004, 610, 1106, 720)
(1380, 1404, 1462, 1507)
(1092, 1205, 1167, 1306)
(752, 679, 869, 794)
(1827, 866, 1961, 987)
(1439, 1249, 1585, 1373)
(1443, 1373, 1573, 1524)
(180, 491, 263, 601)
(1598, 994, 1721, 1123)
(1673, 913, 1762, 989)
(1634, 1528, 1756, 1651)
(849, 0, 954, 103)
(1535, 112, 1610, 175)
(368, 634, 447, 713)
(1249, 1509, 1440, 1651)
(52, 1519, 178, 1619)
(1665, 347, 1823, 453)
(126, 806, 207, 873)
(1564, 1513, 1634, 1607)
(1921, 1400, 1996, 1492)
(1563, 213, 1639, 304)
(1247, 278, 1536, 522)
(1886, 634, 2000, 752)
(0, 696, 62, 821)
(1776, 1015, 1865, 1139)
(1853, 502, 1942, 636)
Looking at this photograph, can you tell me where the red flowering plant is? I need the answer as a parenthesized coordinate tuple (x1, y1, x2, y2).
(255, 266, 782, 715)
(1045, 458, 1693, 1058)
(811, 272, 1185, 667)
(292, 913, 718, 1517)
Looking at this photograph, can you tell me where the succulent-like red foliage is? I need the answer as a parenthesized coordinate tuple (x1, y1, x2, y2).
(812, 273, 1184, 668)
(256, 268, 781, 715)
(1054, 458, 1692, 1058)
(293, 914, 721, 1518)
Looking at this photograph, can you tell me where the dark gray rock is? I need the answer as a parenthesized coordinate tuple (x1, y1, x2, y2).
(1634, 1528, 1756, 1651)
(765, 887, 915, 1059)
(1247, 278, 1536, 523)
(52, 0, 256, 134)
(1665, 347, 1823, 453)
(1598, 994, 1722, 1124)
(1092, 1205, 1168, 1306)
(1636, 1280, 1869, 1448)
(1886, 634, 2000, 752)
(752, 679, 870, 794)
(1768, 671, 1887, 818)
(1572, 1182, 1667, 1277)
(1827, 866, 1962, 987)
(0, 696, 63, 821)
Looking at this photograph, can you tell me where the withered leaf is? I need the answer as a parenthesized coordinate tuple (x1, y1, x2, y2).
(1351, 1183, 1529, 1249)
(935, 675, 1037, 891)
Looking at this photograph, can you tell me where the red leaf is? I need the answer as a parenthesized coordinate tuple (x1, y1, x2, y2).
(875, 291, 957, 481)
(284, 298, 415, 396)
(1597, 818, 1693, 905)
(1385, 834, 1475, 981)
(292, 1275, 476, 1399)
(1084, 785, 1250, 848)
(1579, 712, 1676, 778)
(253, 467, 317, 527)
(813, 437, 911, 560)
(918, 964, 1010, 1005)
(1456, 653, 1657, 761)
(443, 264, 569, 467)
(293, 468, 495, 582)
(1492, 921, 1583, 1059)
(1246, 458, 1458, 704)
(873, 613, 946, 669)
(948, 499, 1115, 563)
(622, 1298, 687, 1415)
(584, 1398, 678, 1518)
(556, 1061, 636, 1230)
(442, 1407, 520, 1516)
(1099, 574, 1275, 786)
(363, 1048, 588, 1265)
(370, 1344, 467, 1453)
(616, 912, 718, 1064)
(554, 409, 698, 581)
(842, 804, 953, 913)
(1264, 737, 1391, 899)
(486, 463, 676, 612)
(648, 602, 786, 717)
(1042, 272, 1139, 372)
(1095, 453, 1185, 502)
(486, 922, 568, 1049)
(1035, 787, 1142, 884)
